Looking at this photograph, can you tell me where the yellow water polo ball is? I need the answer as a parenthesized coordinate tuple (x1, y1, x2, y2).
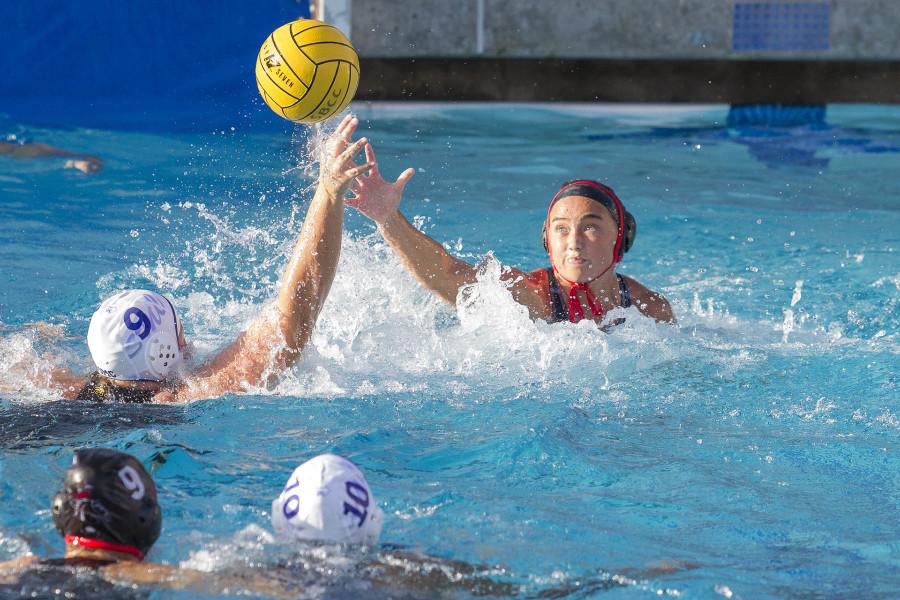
(256, 19, 360, 124)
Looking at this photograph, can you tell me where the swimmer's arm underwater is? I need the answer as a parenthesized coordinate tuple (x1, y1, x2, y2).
(0, 556, 38, 583)
(0, 141, 103, 173)
(101, 561, 293, 599)
(368, 550, 520, 596)
(175, 115, 374, 401)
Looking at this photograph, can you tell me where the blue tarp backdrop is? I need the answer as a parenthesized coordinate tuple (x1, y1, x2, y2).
(0, 0, 310, 129)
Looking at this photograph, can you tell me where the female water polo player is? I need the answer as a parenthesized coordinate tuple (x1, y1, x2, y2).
(0, 448, 292, 597)
(42, 114, 375, 402)
(269, 453, 519, 595)
(268, 454, 694, 595)
(346, 142, 674, 326)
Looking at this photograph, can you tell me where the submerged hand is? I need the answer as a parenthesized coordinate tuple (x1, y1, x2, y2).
(345, 141, 415, 225)
(320, 115, 375, 199)
(64, 155, 103, 174)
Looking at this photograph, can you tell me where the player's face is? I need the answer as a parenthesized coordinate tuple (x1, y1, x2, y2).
(546, 196, 618, 283)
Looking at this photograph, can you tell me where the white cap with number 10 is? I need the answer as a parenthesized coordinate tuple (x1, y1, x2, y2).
(271, 454, 384, 545)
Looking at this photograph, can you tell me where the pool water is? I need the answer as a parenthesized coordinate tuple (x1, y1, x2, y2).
(0, 103, 898, 598)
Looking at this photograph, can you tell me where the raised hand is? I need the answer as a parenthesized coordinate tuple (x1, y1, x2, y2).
(319, 115, 375, 199)
(345, 141, 415, 225)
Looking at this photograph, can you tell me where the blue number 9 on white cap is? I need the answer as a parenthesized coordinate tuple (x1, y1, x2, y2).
(271, 454, 384, 545)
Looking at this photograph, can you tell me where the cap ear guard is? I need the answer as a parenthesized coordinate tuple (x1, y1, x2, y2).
(620, 209, 636, 258)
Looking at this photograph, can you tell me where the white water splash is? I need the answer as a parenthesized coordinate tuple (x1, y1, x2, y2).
(2, 224, 888, 405)
(790, 279, 804, 307)
(781, 279, 804, 343)
(0, 328, 83, 401)
(0, 529, 31, 560)
(181, 524, 275, 571)
(274, 236, 682, 398)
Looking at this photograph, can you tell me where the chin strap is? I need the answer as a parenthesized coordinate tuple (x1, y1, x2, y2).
(64, 535, 144, 561)
(551, 261, 615, 323)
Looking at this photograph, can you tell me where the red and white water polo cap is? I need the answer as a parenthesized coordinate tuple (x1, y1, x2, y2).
(87, 289, 183, 382)
(271, 454, 384, 545)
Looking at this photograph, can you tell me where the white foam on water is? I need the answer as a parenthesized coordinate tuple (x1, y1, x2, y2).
(0, 327, 83, 402)
(2, 216, 894, 405)
(3, 113, 896, 407)
(275, 236, 684, 398)
(872, 273, 900, 290)
(0, 528, 31, 561)
(180, 524, 275, 571)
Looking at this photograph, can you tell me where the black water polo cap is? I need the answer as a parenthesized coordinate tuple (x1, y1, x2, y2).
(51, 448, 161, 560)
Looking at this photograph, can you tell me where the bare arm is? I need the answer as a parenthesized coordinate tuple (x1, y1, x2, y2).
(0, 141, 74, 158)
(0, 142, 102, 173)
(102, 562, 292, 599)
(346, 143, 479, 305)
(0, 322, 85, 399)
(177, 115, 374, 400)
(378, 211, 479, 305)
(0, 556, 38, 584)
(0, 363, 83, 400)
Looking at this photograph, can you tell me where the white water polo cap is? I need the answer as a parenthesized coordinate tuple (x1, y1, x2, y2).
(87, 289, 183, 382)
(272, 454, 384, 545)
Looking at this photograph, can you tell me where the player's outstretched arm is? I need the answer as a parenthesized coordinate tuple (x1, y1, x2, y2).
(346, 142, 478, 305)
(177, 115, 373, 401)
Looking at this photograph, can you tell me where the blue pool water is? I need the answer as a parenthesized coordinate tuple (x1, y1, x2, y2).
(0, 103, 898, 598)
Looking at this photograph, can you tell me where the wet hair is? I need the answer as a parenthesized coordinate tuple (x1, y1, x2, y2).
(75, 372, 159, 403)
(52, 449, 161, 560)
(542, 180, 636, 259)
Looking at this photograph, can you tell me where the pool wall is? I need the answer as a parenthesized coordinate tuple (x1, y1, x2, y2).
(0, 0, 310, 129)
(2, 0, 898, 130)
(325, 0, 900, 102)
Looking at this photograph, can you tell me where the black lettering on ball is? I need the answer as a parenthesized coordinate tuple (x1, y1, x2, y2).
(264, 52, 282, 69)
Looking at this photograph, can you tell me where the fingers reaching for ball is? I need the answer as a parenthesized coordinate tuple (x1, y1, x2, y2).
(335, 115, 357, 148)
(320, 123, 374, 199)
(325, 115, 357, 159)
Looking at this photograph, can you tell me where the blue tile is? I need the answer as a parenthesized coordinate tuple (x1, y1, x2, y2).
(733, 2, 830, 51)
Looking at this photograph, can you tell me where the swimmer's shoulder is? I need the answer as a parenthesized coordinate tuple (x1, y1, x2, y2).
(506, 268, 553, 320)
(619, 275, 675, 323)
(0, 556, 118, 588)
(103, 560, 293, 598)
(0, 555, 38, 582)
(101, 561, 199, 587)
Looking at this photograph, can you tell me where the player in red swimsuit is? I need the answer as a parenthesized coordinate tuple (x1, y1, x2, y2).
(346, 143, 674, 326)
